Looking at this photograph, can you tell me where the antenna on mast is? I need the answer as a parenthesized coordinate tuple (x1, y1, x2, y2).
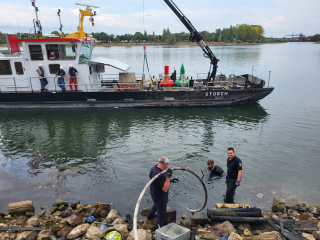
(30, 0, 43, 39)
(57, 9, 64, 38)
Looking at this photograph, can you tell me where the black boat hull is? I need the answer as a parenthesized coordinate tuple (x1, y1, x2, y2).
(0, 88, 273, 108)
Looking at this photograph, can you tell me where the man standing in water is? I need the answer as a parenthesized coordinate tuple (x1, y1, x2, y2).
(225, 148, 242, 203)
(147, 156, 178, 228)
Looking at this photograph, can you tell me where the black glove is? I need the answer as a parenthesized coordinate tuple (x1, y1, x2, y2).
(225, 176, 228, 184)
(166, 168, 172, 178)
(235, 180, 240, 186)
(170, 178, 179, 183)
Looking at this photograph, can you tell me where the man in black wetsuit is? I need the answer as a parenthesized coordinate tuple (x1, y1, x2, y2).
(225, 147, 242, 203)
(147, 156, 178, 228)
(207, 159, 224, 176)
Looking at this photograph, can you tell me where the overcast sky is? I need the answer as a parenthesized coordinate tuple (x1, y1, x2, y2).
(0, 0, 319, 37)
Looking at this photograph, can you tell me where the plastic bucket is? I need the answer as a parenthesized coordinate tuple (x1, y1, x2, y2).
(105, 229, 123, 240)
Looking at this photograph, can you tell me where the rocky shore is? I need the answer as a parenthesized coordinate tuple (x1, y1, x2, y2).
(0, 197, 319, 240)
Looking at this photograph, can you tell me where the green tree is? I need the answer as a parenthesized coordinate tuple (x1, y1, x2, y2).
(218, 34, 222, 42)
(51, 31, 60, 36)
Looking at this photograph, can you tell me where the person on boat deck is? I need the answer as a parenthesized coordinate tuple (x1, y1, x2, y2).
(48, 51, 58, 60)
(147, 156, 178, 228)
(68, 64, 79, 91)
(55, 66, 66, 92)
(36, 63, 48, 92)
(207, 159, 224, 176)
(225, 147, 242, 204)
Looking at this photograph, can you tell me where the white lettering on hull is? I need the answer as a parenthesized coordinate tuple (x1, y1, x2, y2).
(205, 92, 228, 97)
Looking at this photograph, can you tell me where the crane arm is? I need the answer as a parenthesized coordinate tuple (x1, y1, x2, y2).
(163, 0, 219, 83)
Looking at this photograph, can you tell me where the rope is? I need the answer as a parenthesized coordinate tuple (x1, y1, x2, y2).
(133, 167, 208, 240)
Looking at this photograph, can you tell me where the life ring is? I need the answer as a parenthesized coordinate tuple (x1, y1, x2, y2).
(120, 83, 130, 92)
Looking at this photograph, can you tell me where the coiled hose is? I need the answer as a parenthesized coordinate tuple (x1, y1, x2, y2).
(133, 167, 208, 240)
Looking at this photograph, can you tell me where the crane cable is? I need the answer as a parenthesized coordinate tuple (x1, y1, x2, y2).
(133, 167, 208, 240)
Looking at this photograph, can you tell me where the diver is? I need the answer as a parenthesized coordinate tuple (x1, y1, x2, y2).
(202, 159, 224, 179)
(147, 156, 178, 228)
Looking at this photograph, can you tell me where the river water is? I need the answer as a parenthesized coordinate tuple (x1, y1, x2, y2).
(0, 43, 320, 216)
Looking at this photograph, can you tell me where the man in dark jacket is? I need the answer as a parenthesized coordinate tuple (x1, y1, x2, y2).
(207, 159, 224, 176)
(147, 156, 178, 228)
(225, 147, 242, 203)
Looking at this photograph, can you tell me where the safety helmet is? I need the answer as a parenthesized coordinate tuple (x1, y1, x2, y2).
(69, 64, 73, 68)
(39, 63, 43, 67)
(60, 66, 63, 69)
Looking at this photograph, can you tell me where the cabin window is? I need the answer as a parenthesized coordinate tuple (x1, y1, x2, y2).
(60, 44, 77, 60)
(29, 45, 43, 60)
(79, 41, 93, 64)
(49, 64, 60, 74)
(14, 62, 23, 75)
(0, 60, 12, 75)
(46, 44, 59, 60)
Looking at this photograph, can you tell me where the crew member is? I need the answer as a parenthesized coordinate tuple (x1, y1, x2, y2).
(55, 66, 66, 92)
(68, 64, 79, 91)
(225, 147, 242, 203)
(207, 159, 224, 176)
(48, 51, 58, 60)
(147, 156, 178, 228)
(36, 63, 48, 92)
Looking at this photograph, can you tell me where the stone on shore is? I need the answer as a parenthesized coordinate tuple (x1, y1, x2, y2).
(0, 223, 6, 230)
(8, 200, 34, 216)
(37, 230, 52, 240)
(213, 221, 236, 237)
(57, 199, 69, 206)
(26, 217, 38, 227)
(309, 207, 318, 214)
(166, 206, 176, 224)
(109, 224, 129, 240)
(16, 231, 38, 240)
(67, 214, 83, 227)
(190, 212, 209, 227)
(228, 232, 243, 240)
(85, 225, 104, 239)
(272, 196, 286, 212)
(95, 202, 110, 211)
(67, 223, 90, 239)
(300, 212, 313, 220)
(112, 217, 126, 225)
(127, 229, 151, 240)
(50, 222, 69, 235)
(57, 226, 73, 238)
(0, 232, 16, 240)
(313, 231, 320, 240)
(317, 221, 320, 230)
(243, 228, 252, 237)
(103, 209, 119, 223)
(197, 228, 220, 240)
(255, 231, 281, 240)
(141, 207, 150, 217)
(302, 233, 316, 240)
(238, 224, 252, 232)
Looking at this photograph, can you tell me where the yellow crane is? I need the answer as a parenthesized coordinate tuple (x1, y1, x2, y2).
(65, 3, 100, 38)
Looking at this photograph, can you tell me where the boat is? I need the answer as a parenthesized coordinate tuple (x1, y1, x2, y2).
(0, 1, 274, 108)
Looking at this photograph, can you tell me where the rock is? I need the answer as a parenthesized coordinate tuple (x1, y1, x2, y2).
(287, 209, 299, 217)
(145, 217, 157, 230)
(238, 224, 252, 231)
(256, 193, 263, 199)
(57, 227, 73, 238)
(190, 212, 209, 227)
(75, 204, 84, 213)
(112, 217, 126, 225)
(37, 230, 52, 240)
(67, 223, 90, 239)
(197, 229, 220, 240)
(318, 221, 320, 230)
(307, 217, 319, 224)
(26, 217, 39, 227)
(313, 231, 320, 240)
(282, 213, 288, 219)
(8, 200, 34, 216)
(180, 219, 189, 228)
(138, 220, 144, 225)
(59, 205, 67, 211)
(252, 230, 262, 235)
(166, 206, 176, 224)
(61, 210, 72, 218)
(4, 215, 11, 219)
(127, 229, 149, 240)
(41, 206, 48, 209)
(33, 221, 40, 227)
(182, 214, 187, 219)
(300, 212, 314, 220)
(302, 233, 316, 240)
(16, 231, 38, 240)
(255, 231, 281, 240)
(228, 232, 243, 240)
(213, 221, 236, 237)
(109, 224, 129, 240)
(141, 207, 150, 217)
(310, 207, 318, 214)
(0, 232, 16, 240)
(243, 228, 252, 237)
(94, 207, 108, 218)
(60, 218, 69, 225)
(85, 225, 104, 239)
(50, 223, 69, 235)
(0, 223, 6, 229)
(50, 206, 58, 214)
(95, 202, 110, 211)
(271, 214, 279, 221)
(103, 209, 119, 223)
(67, 214, 83, 227)
(272, 196, 286, 212)
(57, 200, 68, 206)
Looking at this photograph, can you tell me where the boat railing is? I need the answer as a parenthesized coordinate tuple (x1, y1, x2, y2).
(0, 77, 88, 93)
(98, 82, 141, 92)
(100, 73, 144, 81)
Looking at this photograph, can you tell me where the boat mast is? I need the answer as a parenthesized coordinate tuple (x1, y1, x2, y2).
(30, 0, 43, 39)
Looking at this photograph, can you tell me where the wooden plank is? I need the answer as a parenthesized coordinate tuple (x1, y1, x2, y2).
(8, 200, 34, 216)
(292, 224, 318, 231)
(278, 212, 286, 240)
(270, 216, 308, 240)
(215, 203, 250, 209)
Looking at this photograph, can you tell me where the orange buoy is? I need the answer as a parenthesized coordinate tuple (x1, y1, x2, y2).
(120, 83, 130, 91)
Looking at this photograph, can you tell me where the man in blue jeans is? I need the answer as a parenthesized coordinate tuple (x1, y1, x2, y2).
(147, 156, 178, 228)
(55, 66, 66, 92)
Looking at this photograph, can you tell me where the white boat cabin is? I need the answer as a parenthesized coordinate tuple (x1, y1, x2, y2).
(0, 37, 130, 92)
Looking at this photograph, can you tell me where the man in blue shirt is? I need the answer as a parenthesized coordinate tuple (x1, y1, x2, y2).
(147, 156, 178, 228)
(225, 148, 242, 203)
(55, 66, 66, 92)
